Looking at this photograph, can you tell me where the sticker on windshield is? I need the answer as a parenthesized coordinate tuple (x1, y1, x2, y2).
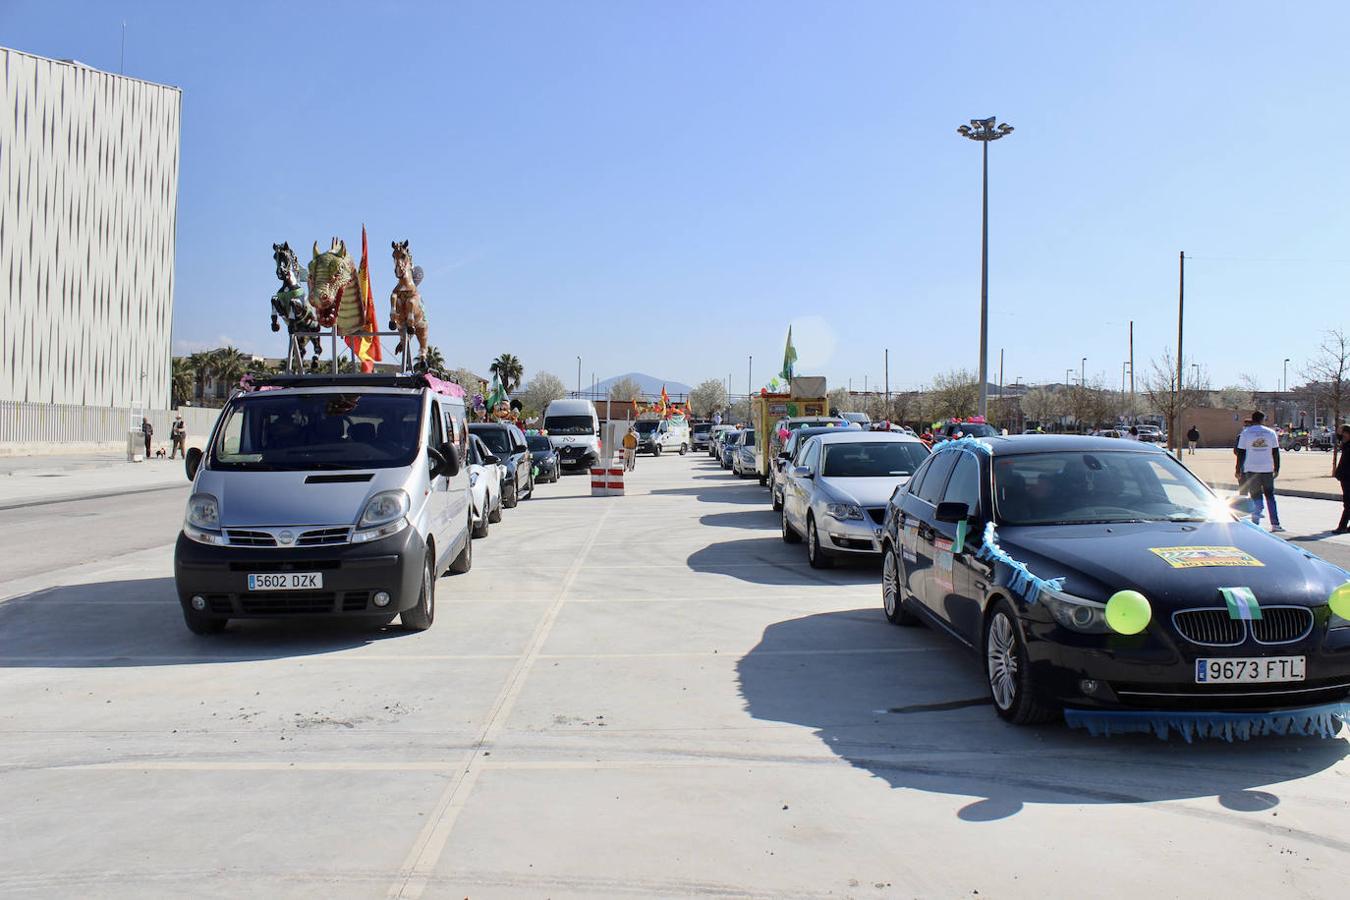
(1148, 546, 1264, 569)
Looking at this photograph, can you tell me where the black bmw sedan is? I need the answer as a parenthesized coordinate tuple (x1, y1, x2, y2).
(881, 435, 1350, 731)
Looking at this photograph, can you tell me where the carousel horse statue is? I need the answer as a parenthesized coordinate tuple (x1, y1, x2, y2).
(307, 237, 372, 338)
(269, 242, 321, 366)
(389, 240, 429, 367)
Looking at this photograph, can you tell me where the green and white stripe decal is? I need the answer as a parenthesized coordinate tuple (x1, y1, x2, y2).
(1221, 586, 1263, 620)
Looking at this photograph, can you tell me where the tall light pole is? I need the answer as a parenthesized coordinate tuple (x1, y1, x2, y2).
(1065, 368, 1073, 387)
(748, 356, 753, 399)
(1283, 357, 1290, 393)
(576, 356, 582, 398)
(1080, 357, 1086, 387)
(957, 115, 1014, 419)
(1190, 362, 1199, 388)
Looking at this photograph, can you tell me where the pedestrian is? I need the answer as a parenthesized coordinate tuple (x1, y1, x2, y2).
(1127, 425, 1139, 441)
(1334, 425, 1350, 534)
(171, 414, 186, 459)
(141, 417, 153, 458)
(1235, 410, 1284, 532)
(1186, 424, 1200, 455)
(622, 424, 638, 472)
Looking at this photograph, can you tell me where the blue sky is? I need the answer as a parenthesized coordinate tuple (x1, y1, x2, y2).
(6, 1, 1348, 393)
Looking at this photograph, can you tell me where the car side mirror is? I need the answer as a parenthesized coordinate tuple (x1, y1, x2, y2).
(935, 501, 971, 523)
(485, 454, 501, 465)
(792, 466, 813, 479)
(779, 451, 792, 460)
(185, 447, 203, 481)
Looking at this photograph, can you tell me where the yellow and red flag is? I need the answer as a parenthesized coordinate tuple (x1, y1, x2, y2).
(660, 385, 670, 414)
(351, 225, 383, 373)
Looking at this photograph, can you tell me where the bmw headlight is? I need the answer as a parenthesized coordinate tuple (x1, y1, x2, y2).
(826, 502, 864, 521)
(1041, 587, 1111, 634)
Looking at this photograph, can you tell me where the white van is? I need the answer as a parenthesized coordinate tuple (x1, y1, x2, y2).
(544, 398, 602, 470)
(634, 415, 691, 456)
(174, 374, 473, 635)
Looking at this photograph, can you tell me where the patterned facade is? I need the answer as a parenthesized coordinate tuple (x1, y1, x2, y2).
(1, 48, 181, 408)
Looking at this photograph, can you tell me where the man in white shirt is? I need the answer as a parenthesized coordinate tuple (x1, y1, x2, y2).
(1235, 410, 1283, 532)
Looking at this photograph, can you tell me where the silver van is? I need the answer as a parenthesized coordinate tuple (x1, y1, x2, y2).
(174, 374, 473, 635)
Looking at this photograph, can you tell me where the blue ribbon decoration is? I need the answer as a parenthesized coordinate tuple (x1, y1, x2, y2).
(975, 521, 1064, 604)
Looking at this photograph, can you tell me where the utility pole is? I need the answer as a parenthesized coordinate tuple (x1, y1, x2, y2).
(748, 356, 753, 400)
(997, 348, 1004, 425)
(1174, 251, 1185, 454)
(576, 356, 582, 398)
(120, 21, 127, 74)
(1128, 320, 1135, 397)
(1080, 357, 1086, 387)
(884, 349, 890, 415)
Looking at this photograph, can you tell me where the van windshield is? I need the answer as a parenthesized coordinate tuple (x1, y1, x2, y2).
(209, 393, 423, 471)
(634, 420, 660, 435)
(544, 415, 594, 435)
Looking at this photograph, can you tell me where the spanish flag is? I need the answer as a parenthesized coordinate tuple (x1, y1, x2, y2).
(660, 385, 670, 413)
(351, 225, 383, 373)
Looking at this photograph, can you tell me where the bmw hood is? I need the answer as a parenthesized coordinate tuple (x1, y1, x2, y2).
(820, 476, 909, 508)
(995, 519, 1346, 609)
(195, 468, 416, 528)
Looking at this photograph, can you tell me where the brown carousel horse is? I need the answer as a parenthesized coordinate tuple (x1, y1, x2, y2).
(389, 240, 429, 366)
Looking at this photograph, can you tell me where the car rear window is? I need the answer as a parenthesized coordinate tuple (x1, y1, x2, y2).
(821, 442, 929, 478)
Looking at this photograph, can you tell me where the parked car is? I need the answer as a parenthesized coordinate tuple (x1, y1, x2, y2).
(769, 422, 861, 511)
(468, 435, 504, 537)
(719, 429, 741, 469)
(174, 373, 474, 635)
(880, 434, 1350, 726)
(526, 433, 561, 483)
(707, 425, 736, 458)
(780, 431, 930, 567)
(544, 398, 601, 470)
(731, 429, 758, 477)
(1134, 424, 1165, 443)
(469, 422, 533, 508)
(840, 411, 871, 426)
(691, 422, 715, 451)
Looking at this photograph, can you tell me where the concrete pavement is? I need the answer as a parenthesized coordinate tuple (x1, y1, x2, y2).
(0, 452, 192, 509)
(1, 453, 1349, 897)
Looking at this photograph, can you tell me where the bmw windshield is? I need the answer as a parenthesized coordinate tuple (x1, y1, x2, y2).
(209, 392, 423, 471)
(993, 450, 1225, 526)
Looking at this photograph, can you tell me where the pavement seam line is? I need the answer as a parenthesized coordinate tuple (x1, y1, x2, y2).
(386, 503, 614, 900)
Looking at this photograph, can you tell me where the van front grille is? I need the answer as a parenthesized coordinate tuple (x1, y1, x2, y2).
(298, 527, 351, 546)
(226, 529, 277, 547)
(238, 593, 337, 614)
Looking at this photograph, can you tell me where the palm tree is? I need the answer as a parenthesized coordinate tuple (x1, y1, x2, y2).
(491, 353, 524, 394)
(186, 351, 214, 404)
(422, 345, 447, 378)
(209, 347, 250, 399)
(170, 357, 195, 407)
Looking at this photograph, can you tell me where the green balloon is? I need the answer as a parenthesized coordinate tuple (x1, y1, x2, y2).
(1329, 583, 1350, 620)
(1106, 590, 1152, 635)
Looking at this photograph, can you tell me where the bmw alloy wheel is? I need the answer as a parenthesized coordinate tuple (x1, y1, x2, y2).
(986, 612, 1018, 711)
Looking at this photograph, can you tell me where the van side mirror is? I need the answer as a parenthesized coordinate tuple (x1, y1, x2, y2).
(792, 466, 813, 479)
(185, 447, 203, 481)
(430, 443, 461, 478)
(484, 454, 501, 466)
(935, 501, 970, 523)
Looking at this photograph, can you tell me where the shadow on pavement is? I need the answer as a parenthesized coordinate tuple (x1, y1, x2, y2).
(698, 509, 782, 530)
(0, 577, 409, 667)
(650, 486, 772, 505)
(737, 607, 1350, 822)
(687, 537, 877, 585)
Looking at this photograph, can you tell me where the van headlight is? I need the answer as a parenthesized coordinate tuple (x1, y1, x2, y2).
(183, 493, 226, 544)
(353, 490, 411, 543)
(1041, 587, 1110, 634)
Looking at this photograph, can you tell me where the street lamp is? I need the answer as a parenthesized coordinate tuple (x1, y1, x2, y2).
(1065, 368, 1073, 387)
(1080, 357, 1086, 387)
(1283, 357, 1290, 393)
(957, 115, 1015, 419)
(576, 356, 582, 397)
(1190, 362, 1199, 388)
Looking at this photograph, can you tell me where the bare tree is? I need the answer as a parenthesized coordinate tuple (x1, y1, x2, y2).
(1142, 349, 1209, 450)
(1020, 387, 1063, 429)
(1212, 385, 1252, 411)
(929, 369, 979, 420)
(607, 376, 643, 402)
(688, 379, 729, 418)
(519, 371, 568, 417)
(1302, 328, 1350, 472)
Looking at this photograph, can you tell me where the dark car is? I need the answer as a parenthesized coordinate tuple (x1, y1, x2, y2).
(691, 422, 714, 451)
(525, 434, 560, 483)
(880, 435, 1350, 729)
(769, 422, 861, 511)
(468, 422, 533, 508)
(718, 430, 741, 469)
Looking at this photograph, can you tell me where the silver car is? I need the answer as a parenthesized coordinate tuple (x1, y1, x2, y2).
(732, 428, 757, 477)
(780, 431, 930, 568)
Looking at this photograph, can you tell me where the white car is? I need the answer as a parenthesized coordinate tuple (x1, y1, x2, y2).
(780, 430, 931, 568)
(468, 435, 504, 538)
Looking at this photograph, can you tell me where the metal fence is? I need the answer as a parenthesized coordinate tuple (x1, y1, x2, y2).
(0, 401, 221, 452)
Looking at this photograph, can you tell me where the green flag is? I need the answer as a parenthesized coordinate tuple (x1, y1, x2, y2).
(780, 326, 797, 381)
(1221, 586, 1262, 620)
(486, 373, 506, 409)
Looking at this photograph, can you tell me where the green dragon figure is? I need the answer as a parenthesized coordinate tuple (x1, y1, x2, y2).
(306, 237, 372, 336)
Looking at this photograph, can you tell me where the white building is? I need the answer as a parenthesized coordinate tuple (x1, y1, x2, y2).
(0, 47, 182, 450)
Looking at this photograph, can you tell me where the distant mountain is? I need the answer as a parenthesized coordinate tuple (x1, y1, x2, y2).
(594, 372, 693, 398)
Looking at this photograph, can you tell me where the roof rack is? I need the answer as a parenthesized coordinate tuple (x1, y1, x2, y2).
(249, 373, 466, 398)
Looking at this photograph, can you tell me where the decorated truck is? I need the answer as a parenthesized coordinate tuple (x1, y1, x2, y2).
(748, 377, 829, 485)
